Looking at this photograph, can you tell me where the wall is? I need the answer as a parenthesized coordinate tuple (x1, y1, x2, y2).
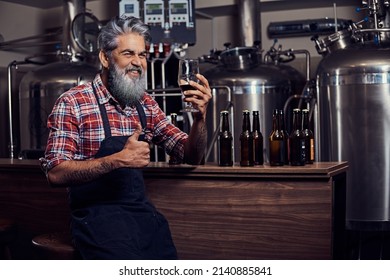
(0, 2, 43, 66)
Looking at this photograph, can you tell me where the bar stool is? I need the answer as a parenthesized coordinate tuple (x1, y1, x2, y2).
(0, 218, 17, 259)
(32, 231, 81, 260)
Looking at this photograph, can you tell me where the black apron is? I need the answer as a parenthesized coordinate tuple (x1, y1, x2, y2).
(68, 85, 177, 260)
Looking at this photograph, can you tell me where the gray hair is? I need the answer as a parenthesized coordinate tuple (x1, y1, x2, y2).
(98, 15, 151, 57)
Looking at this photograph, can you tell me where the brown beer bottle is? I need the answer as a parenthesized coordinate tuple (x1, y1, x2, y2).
(169, 113, 181, 165)
(269, 109, 285, 166)
(218, 111, 233, 166)
(289, 109, 306, 166)
(240, 110, 254, 166)
(279, 109, 289, 164)
(302, 109, 315, 164)
(252, 111, 264, 165)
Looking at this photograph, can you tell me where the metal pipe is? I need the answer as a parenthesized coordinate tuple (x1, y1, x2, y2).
(333, 3, 338, 32)
(0, 41, 61, 50)
(7, 60, 30, 159)
(0, 31, 61, 50)
(237, 0, 261, 47)
(290, 49, 311, 81)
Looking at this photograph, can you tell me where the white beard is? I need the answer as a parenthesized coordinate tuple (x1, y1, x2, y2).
(107, 63, 146, 107)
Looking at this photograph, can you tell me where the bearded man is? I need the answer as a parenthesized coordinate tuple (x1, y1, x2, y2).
(40, 16, 212, 260)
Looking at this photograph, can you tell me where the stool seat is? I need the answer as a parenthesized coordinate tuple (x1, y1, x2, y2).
(0, 218, 17, 259)
(32, 231, 80, 260)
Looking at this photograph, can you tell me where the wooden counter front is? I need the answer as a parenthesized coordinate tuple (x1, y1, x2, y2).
(0, 159, 347, 259)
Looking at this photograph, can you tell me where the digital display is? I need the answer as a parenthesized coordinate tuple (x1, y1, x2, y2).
(171, 3, 187, 14)
(124, 4, 134, 13)
(146, 4, 163, 15)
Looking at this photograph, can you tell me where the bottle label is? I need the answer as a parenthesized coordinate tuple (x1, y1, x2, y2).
(310, 139, 315, 162)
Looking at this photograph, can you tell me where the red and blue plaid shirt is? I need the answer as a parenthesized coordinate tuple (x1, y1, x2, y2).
(42, 74, 187, 172)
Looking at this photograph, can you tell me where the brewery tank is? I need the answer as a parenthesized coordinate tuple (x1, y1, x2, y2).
(16, 0, 99, 158)
(314, 2, 390, 229)
(203, 46, 306, 162)
(18, 61, 98, 157)
(201, 0, 306, 162)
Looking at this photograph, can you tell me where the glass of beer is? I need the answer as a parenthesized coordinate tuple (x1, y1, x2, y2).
(177, 58, 200, 112)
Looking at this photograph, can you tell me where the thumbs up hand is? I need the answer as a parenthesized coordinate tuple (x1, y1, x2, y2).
(117, 123, 150, 168)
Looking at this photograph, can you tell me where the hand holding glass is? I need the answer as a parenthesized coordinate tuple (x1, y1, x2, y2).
(178, 59, 200, 112)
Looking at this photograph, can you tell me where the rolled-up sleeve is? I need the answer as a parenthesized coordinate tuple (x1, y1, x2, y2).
(43, 96, 80, 172)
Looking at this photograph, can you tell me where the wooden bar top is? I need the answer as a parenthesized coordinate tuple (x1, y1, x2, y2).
(0, 158, 348, 178)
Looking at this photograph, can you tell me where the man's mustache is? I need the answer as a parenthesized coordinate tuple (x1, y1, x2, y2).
(125, 66, 143, 75)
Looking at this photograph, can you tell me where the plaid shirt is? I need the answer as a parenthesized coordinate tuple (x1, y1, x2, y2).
(41, 74, 187, 172)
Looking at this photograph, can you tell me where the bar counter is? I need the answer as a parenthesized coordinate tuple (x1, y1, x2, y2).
(0, 159, 348, 259)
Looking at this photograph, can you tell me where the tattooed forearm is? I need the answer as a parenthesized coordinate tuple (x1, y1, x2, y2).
(57, 160, 115, 186)
(195, 124, 207, 156)
(185, 121, 208, 165)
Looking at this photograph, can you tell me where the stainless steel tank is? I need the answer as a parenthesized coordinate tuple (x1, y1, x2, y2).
(204, 46, 305, 162)
(314, 6, 390, 229)
(16, 0, 100, 158)
(18, 61, 98, 157)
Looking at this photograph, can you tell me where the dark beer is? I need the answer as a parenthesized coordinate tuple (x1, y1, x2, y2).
(289, 109, 305, 166)
(279, 109, 289, 164)
(252, 111, 264, 165)
(218, 111, 233, 166)
(240, 110, 254, 166)
(179, 84, 196, 91)
(269, 109, 285, 166)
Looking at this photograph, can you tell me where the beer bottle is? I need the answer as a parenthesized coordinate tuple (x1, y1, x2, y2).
(252, 111, 264, 165)
(289, 109, 306, 166)
(169, 113, 181, 165)
(218, 111, 233, 166)
(302, 109, 315, 164)
(279, 109, 289, 164)
(269, 109, 285, 166)
(240, 110, 254, 166)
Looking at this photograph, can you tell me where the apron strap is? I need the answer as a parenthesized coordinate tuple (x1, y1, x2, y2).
(135, 101, 147, 130)
(92, 83, 112, 138)
(91, 83, 147, 138)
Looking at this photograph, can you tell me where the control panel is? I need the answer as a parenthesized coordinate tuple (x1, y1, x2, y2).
(118, 0, 196, 45)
